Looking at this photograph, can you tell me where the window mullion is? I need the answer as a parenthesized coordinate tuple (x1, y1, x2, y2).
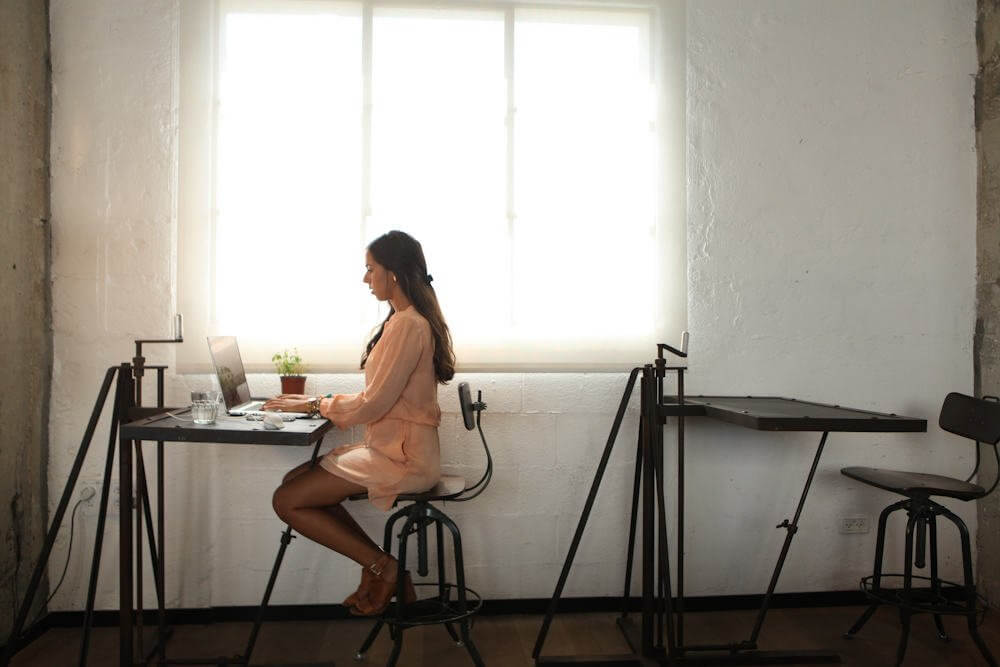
(210, 0, 223, 327)
(505, 6, 515, 329)
(361, 1, 373, 251)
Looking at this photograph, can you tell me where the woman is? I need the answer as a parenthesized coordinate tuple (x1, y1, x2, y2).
(265, 230, 455, 616)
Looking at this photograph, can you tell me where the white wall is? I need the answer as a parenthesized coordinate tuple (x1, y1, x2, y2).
(686, 0, 977, 594)
(46, 0, 978, 613)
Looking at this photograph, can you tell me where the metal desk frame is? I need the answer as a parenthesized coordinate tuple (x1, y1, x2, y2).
(118, 398, 333, 666)
(0, 359, 333, 667)
(533, 357, 926, 666)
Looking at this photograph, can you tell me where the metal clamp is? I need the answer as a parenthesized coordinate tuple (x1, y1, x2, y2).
(775, 519, 797, 535)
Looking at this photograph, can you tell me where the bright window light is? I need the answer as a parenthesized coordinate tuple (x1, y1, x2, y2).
(211, 2, 661, 369)
(369, 9, 509, 342)
(514, 11, 655, 343)
(216, 8, 363, 344)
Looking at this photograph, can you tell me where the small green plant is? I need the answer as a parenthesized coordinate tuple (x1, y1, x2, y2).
(271, 348, 304, 376)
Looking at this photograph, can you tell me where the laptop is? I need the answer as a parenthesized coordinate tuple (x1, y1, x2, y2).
(207, 336, 308, 418)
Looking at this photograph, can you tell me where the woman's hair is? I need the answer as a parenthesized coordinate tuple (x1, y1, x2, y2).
(361, 230, 456, 383)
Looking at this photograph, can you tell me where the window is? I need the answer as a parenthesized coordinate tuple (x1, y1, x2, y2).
(178, 0, 685, 372)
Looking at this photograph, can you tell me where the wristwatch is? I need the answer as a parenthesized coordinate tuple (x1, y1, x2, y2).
(307, 396, 323, 417)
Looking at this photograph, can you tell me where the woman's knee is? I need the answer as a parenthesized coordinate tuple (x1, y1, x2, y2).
(272, 484, 293, 522)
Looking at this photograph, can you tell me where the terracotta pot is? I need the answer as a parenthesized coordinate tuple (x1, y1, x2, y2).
(280, 375, 306, 394)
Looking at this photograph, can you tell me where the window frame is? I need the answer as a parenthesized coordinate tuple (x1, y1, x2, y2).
(177, 0, 686, 373)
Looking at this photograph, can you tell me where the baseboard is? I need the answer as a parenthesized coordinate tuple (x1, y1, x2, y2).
(16, 589, 871, 634)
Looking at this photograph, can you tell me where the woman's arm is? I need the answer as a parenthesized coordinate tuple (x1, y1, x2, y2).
(321, 315, 427, 428)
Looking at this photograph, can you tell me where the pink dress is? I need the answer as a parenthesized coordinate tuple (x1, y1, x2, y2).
(318, 307, 442, 510)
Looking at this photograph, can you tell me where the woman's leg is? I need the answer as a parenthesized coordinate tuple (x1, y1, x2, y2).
(281, 461, 380, 552)
(272, 467, 382, 567)
(281, 460, 313, 484)
(274, 463, 409, 614)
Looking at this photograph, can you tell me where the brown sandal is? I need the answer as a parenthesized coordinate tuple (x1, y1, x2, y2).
(350, 554, 417, 617)
(343, 566, 375, 609)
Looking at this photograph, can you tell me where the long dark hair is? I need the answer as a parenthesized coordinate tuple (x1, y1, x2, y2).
(361, 231, 455, 383)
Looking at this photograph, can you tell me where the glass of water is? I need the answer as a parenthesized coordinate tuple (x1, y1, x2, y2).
(190, 391, 221, 425)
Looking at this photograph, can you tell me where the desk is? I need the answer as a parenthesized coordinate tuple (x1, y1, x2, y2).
(667, 396, 926, 433)
(118, 411, 333, 666)
(534, 366, 927, 666)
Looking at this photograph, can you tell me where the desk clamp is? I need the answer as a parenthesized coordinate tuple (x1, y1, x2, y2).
(655, 331, 689, 378)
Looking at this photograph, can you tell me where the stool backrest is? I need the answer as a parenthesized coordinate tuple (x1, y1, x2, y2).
(451, 382, 492, 501)
(459, 382, 476, 431)
(939, 392, 1000, 445)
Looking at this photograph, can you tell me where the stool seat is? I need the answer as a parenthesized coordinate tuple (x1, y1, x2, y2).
(348, 474, 467, 503)
(841, 466, 986, 501)
(401, 475, 466, 501)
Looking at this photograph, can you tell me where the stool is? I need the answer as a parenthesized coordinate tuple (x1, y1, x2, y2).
(352, 382, 491, 667)
(841, 392, 1000, 666)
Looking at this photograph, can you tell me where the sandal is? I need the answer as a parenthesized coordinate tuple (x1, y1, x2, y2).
(350, 554, 417, 616)
(343, 566, 374, 609)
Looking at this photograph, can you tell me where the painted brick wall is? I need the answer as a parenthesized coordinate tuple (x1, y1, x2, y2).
(45, 0, 980, 614)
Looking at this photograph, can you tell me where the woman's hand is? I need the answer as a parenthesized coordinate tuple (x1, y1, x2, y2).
(262, 396, 311, 413)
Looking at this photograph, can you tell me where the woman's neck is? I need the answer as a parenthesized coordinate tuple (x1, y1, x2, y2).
(389, 293, 412, 312)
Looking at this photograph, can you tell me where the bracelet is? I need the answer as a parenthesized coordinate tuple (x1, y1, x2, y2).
(308, 396, 323, 417)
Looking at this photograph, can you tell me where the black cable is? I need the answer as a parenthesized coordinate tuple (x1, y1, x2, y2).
(44, 497, 87, 607)
(21, 496, 88, 636)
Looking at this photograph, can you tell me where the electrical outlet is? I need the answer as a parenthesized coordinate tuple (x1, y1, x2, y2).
(839, 516, 870, 534)
(79, 486, 97, 503)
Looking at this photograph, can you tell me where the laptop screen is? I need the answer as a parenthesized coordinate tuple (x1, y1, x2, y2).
(207, 336, 252, 409)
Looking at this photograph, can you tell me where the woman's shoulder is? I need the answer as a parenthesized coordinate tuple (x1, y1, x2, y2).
(387, 307, 431, 337)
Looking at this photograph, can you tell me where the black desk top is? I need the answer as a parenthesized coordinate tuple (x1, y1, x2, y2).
(120, 411, 334, 446)
(660, 395, 926, 432)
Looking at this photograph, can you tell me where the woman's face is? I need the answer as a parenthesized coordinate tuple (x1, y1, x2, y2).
(364, 251, 393, 301)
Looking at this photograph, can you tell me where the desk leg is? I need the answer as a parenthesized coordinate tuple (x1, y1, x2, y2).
(534, 368, 641, 662)
(652, 411, 675, 655)
(746, 431, 829, 647)
(134, 444, 171, 662)
(640, 371, 656, 657)
(81, 387, 123, 666)
(156, 368, 167, 665)
(157, 439, 166, 666)
(675, 370, 685, 651)
(242, 436, 327, 664)
(134, 442, 145, 660)
(673, 431, 838, 665)
(120, 428, 135, 666)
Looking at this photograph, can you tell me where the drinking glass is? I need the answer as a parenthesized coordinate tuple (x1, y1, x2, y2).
(190, 391, 221, 425)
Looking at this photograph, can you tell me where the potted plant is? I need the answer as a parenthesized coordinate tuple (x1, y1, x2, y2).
(272, 348, 306, 394)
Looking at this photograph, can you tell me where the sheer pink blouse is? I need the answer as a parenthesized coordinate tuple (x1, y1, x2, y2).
(317, 307, 442, 510)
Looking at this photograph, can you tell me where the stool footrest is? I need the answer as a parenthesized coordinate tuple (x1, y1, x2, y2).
(860, 574, 988, 617)
(381, 582, 483, 628)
